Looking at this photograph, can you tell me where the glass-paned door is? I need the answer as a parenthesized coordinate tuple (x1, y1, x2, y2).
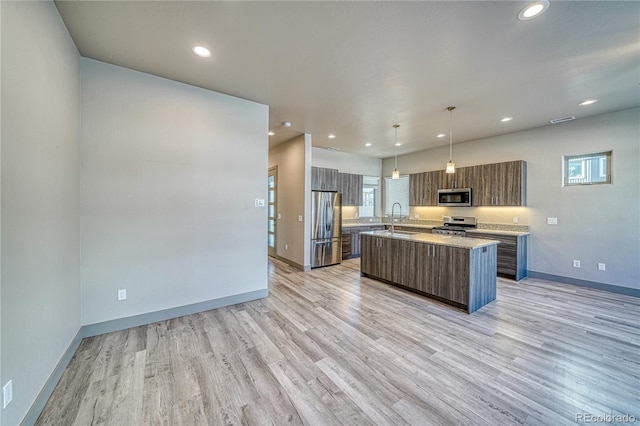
(268, 166, 277, 257)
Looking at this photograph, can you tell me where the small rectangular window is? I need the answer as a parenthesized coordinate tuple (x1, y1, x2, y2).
(563, 151, 612, 186)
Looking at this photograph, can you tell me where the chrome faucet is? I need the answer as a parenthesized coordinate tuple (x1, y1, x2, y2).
(391, 202, 402, 235)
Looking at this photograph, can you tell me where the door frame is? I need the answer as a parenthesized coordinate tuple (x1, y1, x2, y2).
(268, 166, 278, 257)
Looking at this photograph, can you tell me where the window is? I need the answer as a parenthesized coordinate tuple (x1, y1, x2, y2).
(385, 175, 409, 215)
(563, 151, 612, 186)
(358, 175, 379, 218)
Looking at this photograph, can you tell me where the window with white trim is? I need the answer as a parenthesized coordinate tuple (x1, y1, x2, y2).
(563, 151, 612, 186)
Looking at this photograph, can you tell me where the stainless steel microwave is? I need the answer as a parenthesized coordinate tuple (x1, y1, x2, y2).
(437, 188, 472, 207)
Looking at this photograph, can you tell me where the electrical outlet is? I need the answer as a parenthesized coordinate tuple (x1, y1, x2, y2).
(284, 244, 288, 251)
(298, 215, 303, 222)
(117, 289, 127, 301)
(414, 213, 420, 219)
(573, 260, 581, 268)
(3, 380, 12, 409)
(277, 213, 281, 220)
(598, 263, 606, 271)
(547, 217, 558, 225)
(512, 216, 519, 224)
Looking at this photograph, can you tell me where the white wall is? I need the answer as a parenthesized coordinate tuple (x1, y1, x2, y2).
(269, 135, 311, 269)
(80, 59, 269, 325)
(382, 108, 640, 290)
(312, 146, 382, 176)
(1, 2, 81, 424)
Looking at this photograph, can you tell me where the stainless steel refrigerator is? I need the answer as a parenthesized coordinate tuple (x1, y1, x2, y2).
(311, 191, 342, 268)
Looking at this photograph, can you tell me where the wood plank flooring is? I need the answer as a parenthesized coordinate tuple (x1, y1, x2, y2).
(36, 258, 640, 425)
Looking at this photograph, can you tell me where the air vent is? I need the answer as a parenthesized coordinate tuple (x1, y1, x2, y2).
(326, 146, 341, 151)
(550, 116, 576, 124)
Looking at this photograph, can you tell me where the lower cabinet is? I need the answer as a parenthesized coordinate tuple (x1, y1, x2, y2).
(361, 234, 497, 313)
(467, 231, 527, 280)
(343, 225, 385, 259)
(341, 232, 351, 259)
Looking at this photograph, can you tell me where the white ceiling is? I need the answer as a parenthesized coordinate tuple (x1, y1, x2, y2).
(54, 1, 640, 159)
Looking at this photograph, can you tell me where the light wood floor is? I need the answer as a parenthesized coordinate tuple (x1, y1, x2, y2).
(37, 258, 640, 425)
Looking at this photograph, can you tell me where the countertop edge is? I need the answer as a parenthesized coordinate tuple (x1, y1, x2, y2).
(361, 230, 500, 250)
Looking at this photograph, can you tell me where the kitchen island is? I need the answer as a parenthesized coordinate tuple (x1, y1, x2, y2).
(360, 230, 499, 313)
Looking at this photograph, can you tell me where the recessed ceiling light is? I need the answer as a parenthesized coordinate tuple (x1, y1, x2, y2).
(328, 134, 336, 139)
(500, 117, 514, 122)
(578, 99, 598, 106)
(283, 121, 292, 128)
(365, 142, 372, 147)
(395, 142, 402, 147)
(192, 46, 211, 57)
(518, 0, 550, 20)
(268, 131, 275, 136)
(436, 133, 447, 138)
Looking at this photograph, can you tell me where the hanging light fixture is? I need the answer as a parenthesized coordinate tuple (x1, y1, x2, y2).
(392, 123, 400, 179)
(446, 106, 456, 174)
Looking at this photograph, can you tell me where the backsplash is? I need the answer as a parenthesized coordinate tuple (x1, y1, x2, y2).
(343, 217, 529, 232)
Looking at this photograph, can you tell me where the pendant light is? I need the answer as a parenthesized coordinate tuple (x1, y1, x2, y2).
(446, 106, 456, 174)
(392, 123, 400, 179)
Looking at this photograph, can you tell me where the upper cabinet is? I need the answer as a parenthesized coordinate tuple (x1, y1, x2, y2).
(338, 172, 363, 206)
(408, 160, 526, 207)
(472, 160, 526, 206)
(311, 166, 338, 191)
(409, 170, 441, 206)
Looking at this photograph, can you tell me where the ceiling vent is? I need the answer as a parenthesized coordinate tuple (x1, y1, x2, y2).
(549, 116, 576, 124)
(326, 146, 341, 151)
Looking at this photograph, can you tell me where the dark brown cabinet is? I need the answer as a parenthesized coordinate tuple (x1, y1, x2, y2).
(338, 172, 363, 206)
(341, 232, 351, 259)
(467, 231, 528, 280)
(409, 170, 442, 206)
(311, 167, 338, 191)
(408, 160, 526, 207)
(472, 161, 526, 206)
(343, 225, 385, 259)
(361, 233, 497, 313)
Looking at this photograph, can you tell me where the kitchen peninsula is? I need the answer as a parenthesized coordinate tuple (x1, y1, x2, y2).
(360, 230, 499, 313)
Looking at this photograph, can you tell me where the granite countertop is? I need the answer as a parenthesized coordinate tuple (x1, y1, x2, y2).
(343, 222, 386, 228)
(361, 230, 500, 249)
(343, 221, 529, 236)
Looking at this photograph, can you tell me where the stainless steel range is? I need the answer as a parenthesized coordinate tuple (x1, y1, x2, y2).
(432, 216, 477, 236)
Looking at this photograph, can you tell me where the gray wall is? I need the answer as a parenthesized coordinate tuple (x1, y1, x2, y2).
(383, 108, 640, 290)
(269, 135, 312, 269)
(1, 2, 81, 424)
(80, 59, 269, 325)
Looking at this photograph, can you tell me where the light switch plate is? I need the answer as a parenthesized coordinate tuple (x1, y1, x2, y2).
(298, 215, 303, 222)
(547, 217, 558, 225)
(598, 263, 606, 271)
(255, 198, 265, 207)
(117, 289, 127, 301)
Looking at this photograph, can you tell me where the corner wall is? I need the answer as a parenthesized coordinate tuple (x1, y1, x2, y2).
(80, 59, 269, 325)
(269, 135, 311, 269)
(1, 2, 81, 424)
(383, 108, 640, 290)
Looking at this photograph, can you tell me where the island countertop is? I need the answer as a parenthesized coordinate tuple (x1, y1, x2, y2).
(361, 230, 500, 250)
